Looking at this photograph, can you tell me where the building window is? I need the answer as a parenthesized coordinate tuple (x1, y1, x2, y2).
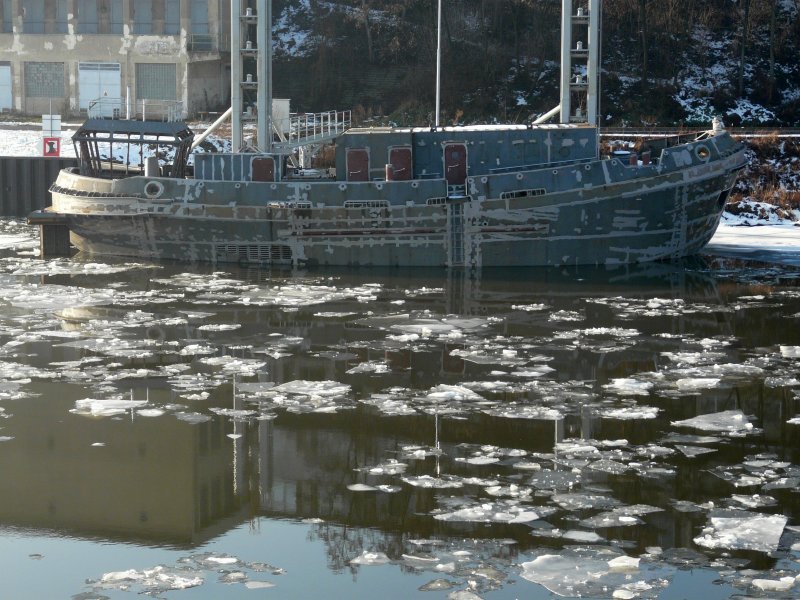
(190, 0, 209, 34)
(55, 0, 68, 33)
(2, 0, 12, 33)
(136, 63, 177, 100)
(165, 0, 180, 35)
(77, 0, 98, 34)
(110, 0, 123, 34)
(23, 0, 45, 34)
(25, 62, 65, 98)
(133, 0, 153, 34)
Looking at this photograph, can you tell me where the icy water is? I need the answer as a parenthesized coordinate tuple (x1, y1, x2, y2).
(0, 221, 799, 599)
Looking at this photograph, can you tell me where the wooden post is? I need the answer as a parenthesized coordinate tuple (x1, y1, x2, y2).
(28, 210, 73, 257)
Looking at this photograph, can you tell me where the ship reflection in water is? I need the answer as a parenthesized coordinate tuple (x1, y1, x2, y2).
(0, 252, 799, 598)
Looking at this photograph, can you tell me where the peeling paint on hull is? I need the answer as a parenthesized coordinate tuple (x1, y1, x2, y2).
(48, 131, 746, 268)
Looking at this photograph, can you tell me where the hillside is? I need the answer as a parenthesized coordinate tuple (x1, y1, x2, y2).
(268, 0, 800, 127)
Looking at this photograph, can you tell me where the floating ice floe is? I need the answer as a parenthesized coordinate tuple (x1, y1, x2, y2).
(350, 551, 391, 565)
(672, 409, 753, 434)
(600, 406, 659, 420)
(401, 475, 463, 489)
(751, 577, 796, 592)
(72, 398, 148, 418)
(433, 500, 538, 523)
(346, 361, 389, 374)
(519, 547, 665, 598)
(604, 378, 653, 396)
(693, 511, 788, 553)
(98, 566, 203, 592)
(675, 445, 717, 458)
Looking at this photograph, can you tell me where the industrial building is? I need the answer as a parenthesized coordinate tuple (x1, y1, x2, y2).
(0, 0, 231, 118)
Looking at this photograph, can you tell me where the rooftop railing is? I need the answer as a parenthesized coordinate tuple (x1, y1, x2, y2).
(88, 98, 185, 122)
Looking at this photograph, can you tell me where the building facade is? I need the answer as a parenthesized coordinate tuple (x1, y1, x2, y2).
(0, 0, 230, 118)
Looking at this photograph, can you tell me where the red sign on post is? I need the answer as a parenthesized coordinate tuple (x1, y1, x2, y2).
(43, 137, 61, 157)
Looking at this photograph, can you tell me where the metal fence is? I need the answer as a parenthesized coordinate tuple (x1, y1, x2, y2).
(0, 156, 78, 217)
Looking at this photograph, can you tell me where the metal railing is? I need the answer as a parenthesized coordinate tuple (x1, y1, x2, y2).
(273, 110, 352, 150)
(88, 97, 184, 122)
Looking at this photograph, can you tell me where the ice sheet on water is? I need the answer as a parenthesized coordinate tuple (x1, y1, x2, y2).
(604, 378, 653, 396)
(519, 547, 668, 598)
(661, 351, 728, 366)
(260, 379, 353, 414)
(360, 313, 487, 339)
(0, 283, 114, 310)
(199, 356, 266, 375)
(551, 493, 622, 511)
(484, 404, 563, 420)
(349, 551, 391, 565)
(693, 510, 788, 553)
(72, 398, 148, 417)
(675, 445, 717, 458)
(548, 309, 584, 322)
(661, 433, 722, 445)
(346, 361, 390, 374)
(528, 470, 581, 491)
(3, 258, 144, 277)
(586, 458, 630, 475)
(672, 409, 753, 434)
(600, 406, 660, 420)
(511, 303, 548, 312)
(401, 475, 464, 489)
(97, 566, 203, 593)
(175, 411, 212, 424)
(729, 494, 778, 509)
(433, 500, 539, 523)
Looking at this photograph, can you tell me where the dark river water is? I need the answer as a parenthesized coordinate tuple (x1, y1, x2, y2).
(0, 222, 798, 599)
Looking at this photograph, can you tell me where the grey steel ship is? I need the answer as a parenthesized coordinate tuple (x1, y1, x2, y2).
(38, 0, 747, 268)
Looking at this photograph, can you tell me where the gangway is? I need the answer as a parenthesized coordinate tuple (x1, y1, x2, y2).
(271, 110, 351, 152)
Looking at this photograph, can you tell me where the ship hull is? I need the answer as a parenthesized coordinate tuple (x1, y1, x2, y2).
(47, 132, 746, 268)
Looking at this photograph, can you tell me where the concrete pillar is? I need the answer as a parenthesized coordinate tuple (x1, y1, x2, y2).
(66, 0, 77, 33)
(180, 0, 190, 33)
(11, 0, 20, 34)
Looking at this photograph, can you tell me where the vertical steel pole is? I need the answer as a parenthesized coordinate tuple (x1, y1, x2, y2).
(231, 0, 243, 151)
(256, 0, 273, 153)
(559, 0, 572, 124)
(587, 0, 600, 126)
(435, 0, 442, 128)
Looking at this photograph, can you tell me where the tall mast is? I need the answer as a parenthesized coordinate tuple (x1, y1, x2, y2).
(256, 0, 273, 153)
(559, 0, 600, 125)
(231, 1, 273, 152)
(231, 1, 243, 151)
(435, 0, 442, 128)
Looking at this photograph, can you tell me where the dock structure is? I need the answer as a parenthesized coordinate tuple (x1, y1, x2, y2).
(28, 209, 72, 257)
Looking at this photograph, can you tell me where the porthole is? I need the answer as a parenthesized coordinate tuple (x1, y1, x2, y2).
(480, 176, 488, 184)
(375, 182, 384, 190)
(584, 164, 592, 171)
(696, 145, 711, 161)
(516, 173, 524, 180)
(144, 181, 164, 199)
(339, 183, 348, 191)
